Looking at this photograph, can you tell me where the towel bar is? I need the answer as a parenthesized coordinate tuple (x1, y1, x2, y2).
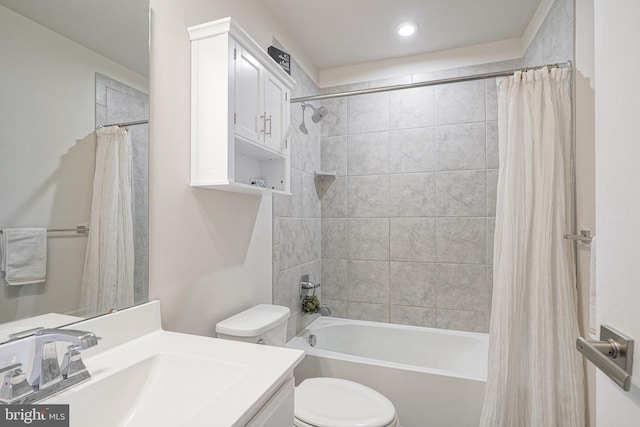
(0, 226, 88, 234)
(576, 325, 633, 391)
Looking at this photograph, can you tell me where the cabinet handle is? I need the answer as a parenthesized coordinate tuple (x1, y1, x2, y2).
(266, 115, 272, 137)
(258, 115, 265, 133)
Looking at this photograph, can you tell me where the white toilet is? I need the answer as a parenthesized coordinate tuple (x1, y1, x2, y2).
(216, 304, 400, 427)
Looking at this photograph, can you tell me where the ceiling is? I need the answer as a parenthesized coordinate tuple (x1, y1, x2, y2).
(0, 0, 149, 75)
(262, 0, 543, 70)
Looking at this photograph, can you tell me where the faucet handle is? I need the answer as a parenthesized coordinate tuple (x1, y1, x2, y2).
(0, 363, 34, 404)
(60, 345, 88, 379)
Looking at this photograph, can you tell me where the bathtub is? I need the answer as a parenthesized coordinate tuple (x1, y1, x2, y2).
(287, 317, 488, 427)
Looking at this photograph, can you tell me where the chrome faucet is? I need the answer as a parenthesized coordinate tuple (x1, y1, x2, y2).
(29, 329, 100, 390)
(0, 328, 100, 404)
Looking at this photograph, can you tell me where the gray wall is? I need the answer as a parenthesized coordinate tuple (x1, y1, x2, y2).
(273, 60, 322, 340)
(316, 66, 514, 333)
(522, 0, 574, 66)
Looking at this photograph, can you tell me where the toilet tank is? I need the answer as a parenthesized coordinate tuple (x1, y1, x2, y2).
(215, 304, 290, 346)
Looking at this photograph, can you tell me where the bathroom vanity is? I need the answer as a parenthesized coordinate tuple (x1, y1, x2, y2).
(0, 301, 304, 426)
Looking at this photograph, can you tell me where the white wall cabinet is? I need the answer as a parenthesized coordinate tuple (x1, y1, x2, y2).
(188, 18, 295, 195)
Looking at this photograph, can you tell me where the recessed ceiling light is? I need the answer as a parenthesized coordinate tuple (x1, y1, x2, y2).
(397, 22, 417, 37)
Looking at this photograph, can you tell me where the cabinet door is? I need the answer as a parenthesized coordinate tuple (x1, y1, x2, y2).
(235, 45, 263, 144)
(263, 71, 288, 154)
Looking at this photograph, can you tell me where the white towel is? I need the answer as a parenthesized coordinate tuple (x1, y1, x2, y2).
(589, 236, 597, 339)
(0, 228, 47, 285)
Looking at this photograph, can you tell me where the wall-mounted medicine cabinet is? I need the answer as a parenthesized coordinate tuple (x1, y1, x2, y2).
(188, 17, 295, 195)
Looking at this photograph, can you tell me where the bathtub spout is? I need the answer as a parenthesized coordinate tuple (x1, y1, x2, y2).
(318, 305, 332, 316)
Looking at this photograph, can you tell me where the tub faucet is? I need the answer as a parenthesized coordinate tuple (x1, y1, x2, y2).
(29, 329, 100, 391)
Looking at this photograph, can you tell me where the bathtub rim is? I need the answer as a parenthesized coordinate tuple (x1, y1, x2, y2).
(287, 316, 488, 383)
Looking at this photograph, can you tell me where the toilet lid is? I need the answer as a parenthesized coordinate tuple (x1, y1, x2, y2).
(295, 378, 396, 427)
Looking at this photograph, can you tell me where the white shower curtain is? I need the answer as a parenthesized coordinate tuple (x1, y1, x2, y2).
(479, 67, 585, 427)
(81, 126, 134, 315)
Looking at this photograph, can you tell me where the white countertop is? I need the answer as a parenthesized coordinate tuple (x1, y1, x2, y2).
(0, 301, 304, 427)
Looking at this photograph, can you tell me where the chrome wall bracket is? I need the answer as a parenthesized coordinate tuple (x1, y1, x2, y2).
(576, 325, 634, 391)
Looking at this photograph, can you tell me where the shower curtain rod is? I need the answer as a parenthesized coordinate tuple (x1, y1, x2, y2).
(96, 119, 149, 130)
(290, 61, 572, 103)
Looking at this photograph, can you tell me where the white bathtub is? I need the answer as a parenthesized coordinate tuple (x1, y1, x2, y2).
(287, 317, 488, 427)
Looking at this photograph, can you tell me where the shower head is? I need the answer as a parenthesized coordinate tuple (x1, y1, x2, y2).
(302, 102, 329, 124)
(309, 104, 329, 123)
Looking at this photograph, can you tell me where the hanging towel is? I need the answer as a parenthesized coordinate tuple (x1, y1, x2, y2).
(0, 228, 47, 285)
(589, 236, 597, 339)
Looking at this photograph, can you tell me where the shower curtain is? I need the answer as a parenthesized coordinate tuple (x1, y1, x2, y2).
(479, 67, 585, 427)
(80, 126, 134, 315)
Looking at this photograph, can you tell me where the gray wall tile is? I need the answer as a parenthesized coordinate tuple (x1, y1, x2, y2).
(347, 132, 389, 176)
(348, 92, 390, 134)
(390, 305, 436, 327)
(486, 169, 498, 217)
(389, 128, 436, 173)
(322, 218, 347, 259)
(390, 262, 436, 307)
(435, 80, 486, 125)
(302, 172, 321, 218)
(320, 177, 347, 218)
(486, 80, 499, 122)
(323, 299, 348, 317)
(436, 123, 486, 171)
(321, 259, 347, 300)
(487, 218, 496, 265)
(390, 218, 436, 262)
(275, 265, 302, 313)
(321, 136, 347, 176)
(389, 86, 435, 130)
(321, 98, 347, 137)
(486, 121, 499, 169)
(436, 170, 486, 217)
(303, 219, 321, 262)
(274, 60, 324, 337)
(347, 175, 389, 217)
(436, 264, 490, 311)
(348, 302, 390, 322)
(436, 217, 487, 264)
(348, 218, 389, 260)
(347, 260, 390, 304)
(389, 173, 436, 217)
(436, 309, 489, 333)
(280, 218, 305, 270)
(317, 52, 505, 333)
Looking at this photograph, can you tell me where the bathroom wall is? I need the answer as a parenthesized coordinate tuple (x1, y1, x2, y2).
(95, 74, 150, 305)
(0, 5, 147, 323)
(272, 60, 323, 341)
(148, 0, 319, 336)
(521, 0, 574, 67)
(317, 60, 523, 333)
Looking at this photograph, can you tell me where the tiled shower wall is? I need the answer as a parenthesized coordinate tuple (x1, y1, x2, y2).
(317, 63, 518, 333)
(521, 0, 574, 67)
(273, 0, 573, 336)
(95, 74, 149, 305)
(273, 60, 322, 341)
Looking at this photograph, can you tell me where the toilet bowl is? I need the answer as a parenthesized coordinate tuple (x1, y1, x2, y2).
(215, 304, 400, 427)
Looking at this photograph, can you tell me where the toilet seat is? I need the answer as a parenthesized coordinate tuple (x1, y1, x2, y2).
(294, 378, 399, 427)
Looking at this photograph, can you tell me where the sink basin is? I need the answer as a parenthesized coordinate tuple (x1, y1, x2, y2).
(48, 353, 248, 427)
